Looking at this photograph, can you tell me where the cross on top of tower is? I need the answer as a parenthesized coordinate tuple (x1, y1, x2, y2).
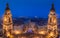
(50, 3, 55, 11)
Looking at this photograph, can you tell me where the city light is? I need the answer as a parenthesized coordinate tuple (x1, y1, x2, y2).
(49, 32, 54, 36)
(7, 32, 13, 38)
(7, 32, 11, 37)
(38, 31, 46, 35)
(14, 30, 21, 34)
(21, 37, 26, 38)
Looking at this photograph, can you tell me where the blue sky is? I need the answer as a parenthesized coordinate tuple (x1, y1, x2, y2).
(0, 0, 60, 18)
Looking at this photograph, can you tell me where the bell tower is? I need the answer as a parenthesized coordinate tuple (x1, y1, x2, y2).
(3, 3, 13, 38)
(47, 3, 58, 38)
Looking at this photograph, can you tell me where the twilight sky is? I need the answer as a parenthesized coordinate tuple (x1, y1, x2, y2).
(0, 0, 60, 18)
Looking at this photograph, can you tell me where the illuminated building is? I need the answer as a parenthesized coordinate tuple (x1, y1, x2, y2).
(3, 3, 13, 38)
(47, 3, 58, 38)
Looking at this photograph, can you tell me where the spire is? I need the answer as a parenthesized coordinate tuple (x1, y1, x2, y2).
(5, 3, 10, 10)
(5, 3, 10, 15)
(50, 3, 55, 11)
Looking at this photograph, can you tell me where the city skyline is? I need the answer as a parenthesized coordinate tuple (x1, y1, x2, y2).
(2, 2, 59, 38)
(0, 0, 60, 18)
(0, 0, 59, 38)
